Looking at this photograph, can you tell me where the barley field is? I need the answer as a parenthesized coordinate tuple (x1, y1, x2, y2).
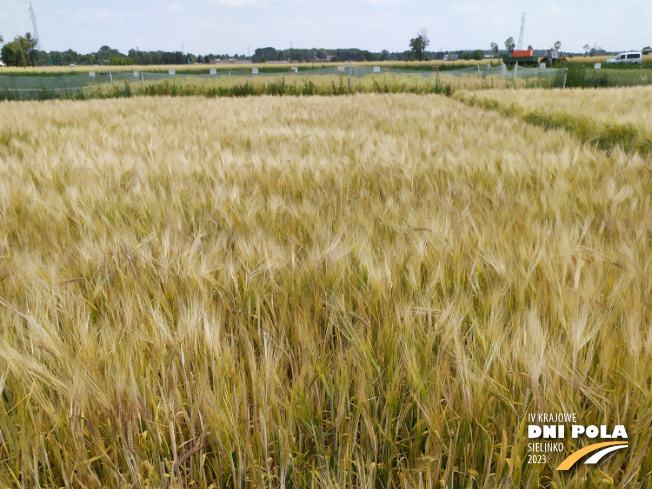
(0, 94, 650, 488)
(89, 72, 517, 99)
(465, 86, 652, 132)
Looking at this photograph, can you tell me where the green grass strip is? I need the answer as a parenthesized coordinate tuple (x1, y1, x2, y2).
(456, 94, 652, 156)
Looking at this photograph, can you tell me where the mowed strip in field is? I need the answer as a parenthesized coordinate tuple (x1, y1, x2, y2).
(0, 94, 650, 487)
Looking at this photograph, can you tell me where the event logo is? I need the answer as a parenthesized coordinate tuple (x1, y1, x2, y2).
(526, 412, 628, 470)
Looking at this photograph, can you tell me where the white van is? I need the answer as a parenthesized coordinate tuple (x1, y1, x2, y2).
(605, 52, 642, 64)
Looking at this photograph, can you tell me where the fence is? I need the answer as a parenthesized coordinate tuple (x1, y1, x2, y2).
(0, 64, 568, 100)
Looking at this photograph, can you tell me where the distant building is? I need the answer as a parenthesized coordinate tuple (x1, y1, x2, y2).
(209, 59, 252, 65)
(309, 55, 334, 63)
(265, 60, 289, 64)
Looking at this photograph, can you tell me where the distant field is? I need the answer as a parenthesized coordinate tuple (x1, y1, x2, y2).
(0, 93, 650, 488)
(571, 55, 613, 64)
(0, 59, 495, 75)
(3, 56, 651, 75)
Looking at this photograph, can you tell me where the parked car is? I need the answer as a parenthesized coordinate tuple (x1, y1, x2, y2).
(605, 52, 642, 64)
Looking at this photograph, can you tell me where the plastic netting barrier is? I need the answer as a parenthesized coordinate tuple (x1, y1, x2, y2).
(0, 64, 567, 99)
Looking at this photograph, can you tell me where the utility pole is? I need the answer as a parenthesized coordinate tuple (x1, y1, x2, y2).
(349, 61, 352, 92)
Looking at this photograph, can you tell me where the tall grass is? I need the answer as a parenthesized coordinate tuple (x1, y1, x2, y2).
(0, 94, 650, 488)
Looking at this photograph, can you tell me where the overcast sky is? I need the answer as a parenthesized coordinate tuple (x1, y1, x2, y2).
(1, 0, 650, 55)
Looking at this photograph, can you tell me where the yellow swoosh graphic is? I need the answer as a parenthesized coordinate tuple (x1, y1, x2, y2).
(556, 441, 628, 470)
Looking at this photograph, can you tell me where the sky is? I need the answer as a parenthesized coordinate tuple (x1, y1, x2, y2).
(1, 0, 651, 56)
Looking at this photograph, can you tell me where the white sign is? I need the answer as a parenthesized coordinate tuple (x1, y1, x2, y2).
(210, 68, 217, 75)
(337, 66, 345, 73)
(594, 63, 602, 70)
(169, 69, 176, 75)
(89, 71, 96, 77)
(539, 63, 546, 69)
(133, 71, 139, 77)
(291, 67, 298, 73)
(373, 66, 380, 73)
(252, 68, 259, 74)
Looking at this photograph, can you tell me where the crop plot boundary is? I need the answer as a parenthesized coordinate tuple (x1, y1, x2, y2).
(454, 92, 652, 157)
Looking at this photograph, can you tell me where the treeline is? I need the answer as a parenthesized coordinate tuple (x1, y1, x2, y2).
(1, 31, 491, 68)
(127, 50, 248, 66)
(253, 47, 383, 63)
(0, 34, 248, 67)
(251, 47, 488, 63)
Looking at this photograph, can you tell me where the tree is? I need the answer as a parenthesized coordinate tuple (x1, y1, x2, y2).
(361, 50, 376, 61)
(24, 32, 38, 65)
(380, 49, 390, 61)
(1, 43, 20, 66)
(1, 33, 38, 66)
(110, 56, 134, 65)
(252, 47, 277, 63)
(409, 29, 430, 62)
(527, 44, 533, 50)
(583, 44, 591, 56)
(93, 45, 124, 64)
(643, 46, 652, 53)
(472, 49, 484, 60)
(490, 42, 499, 56)
(63, 49, 80, 65)
(504, 37, 515, 54)
(80, 54, 94, 65)
(553, 40, 562, 51)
